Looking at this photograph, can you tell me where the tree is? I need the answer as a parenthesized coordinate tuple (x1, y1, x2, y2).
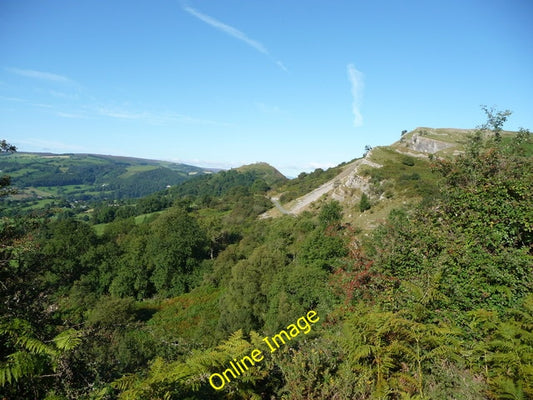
(0, 140, 17, 197)
(146, 207, 208, 296)
(479, 105, 512, 142)
(359, 192, 371, 212)
(0, 140, 17, 154)
(39, 219, 98, 288)
(318, 200, 343, 227)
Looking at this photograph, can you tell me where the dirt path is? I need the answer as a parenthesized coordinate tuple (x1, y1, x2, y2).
(270, 196, 292, 215)
(261, 151, 382, 218)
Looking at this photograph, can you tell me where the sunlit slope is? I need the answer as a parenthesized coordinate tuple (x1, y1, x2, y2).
(261, 127, 521, 229)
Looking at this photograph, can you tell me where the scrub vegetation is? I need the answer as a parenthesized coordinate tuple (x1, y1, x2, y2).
(1, 112, 532, 399)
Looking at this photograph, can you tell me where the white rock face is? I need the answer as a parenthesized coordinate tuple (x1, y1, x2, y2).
(406, 133, 454, 154)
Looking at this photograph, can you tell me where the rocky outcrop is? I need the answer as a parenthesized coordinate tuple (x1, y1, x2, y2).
(405, 133, 454, 154)
(261, 150, 382, 217)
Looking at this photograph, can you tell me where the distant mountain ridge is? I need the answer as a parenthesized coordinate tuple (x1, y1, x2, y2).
(0, 152, 217, 204)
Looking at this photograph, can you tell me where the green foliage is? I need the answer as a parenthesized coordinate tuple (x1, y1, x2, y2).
(401, 156, 415, 166)
(113, 330, 268, 399)
(219, 243, 290, 333)
(359, 192, 371, 212)
(171, 165, 284, 200)
(363, 148, 440, 200)
(299, 229, 347, 271)
(1, 123, 531, 399)
(467, 295, 533, 399)
(87, 296, 136, 328)
(318, 200, 343, 227)
(340, 302, 462, 399)
(0, 318, 81, 395)
(369, 132, 532, 313)
(265, 263, 333, 333)
(276, 337, 360, 400)
(147, 207, 208, 296)
(0, 140, 17, 197)
(39, 219, 98, 291)
(148, 286, 223, 348)
(479, 105, 512, 142)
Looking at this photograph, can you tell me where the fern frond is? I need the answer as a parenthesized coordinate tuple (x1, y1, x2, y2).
(0, 351, 39, 386)
(491, 377, 525, 400)
(15, 335, 55, 357)
(52, 328, 82, 351)
(112, 373, 140, 391)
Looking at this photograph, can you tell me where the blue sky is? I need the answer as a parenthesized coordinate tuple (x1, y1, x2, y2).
(1, 0, 532, 177)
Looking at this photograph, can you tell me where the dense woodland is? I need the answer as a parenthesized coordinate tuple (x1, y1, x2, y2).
(1, 119, 532, 399)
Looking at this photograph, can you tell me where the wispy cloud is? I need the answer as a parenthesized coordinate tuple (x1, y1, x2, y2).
(4, 67, 231, 126)
(96, 107, 148, 120)
(6, 67, 73, 84)
(164, 112, 233, 126)
(184, 6, 268, 54)
(56, 111, 87, 119)
(347, 63, 364, 127)
(50, 90, 79, 100)
(30, 103, 54, 109)
(0, 95, 25, 102)
(276, 61, 288, 72)
(94, 105, 232, 126)
(183, 5, 287, 71)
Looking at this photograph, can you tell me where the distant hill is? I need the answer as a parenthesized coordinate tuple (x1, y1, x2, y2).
(234, 162, 287, 185)
(0, 152, 216, 209)
(170, 162, 287, 199)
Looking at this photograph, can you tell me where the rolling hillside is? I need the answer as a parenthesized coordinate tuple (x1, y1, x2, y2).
(0, 152, 216, 213)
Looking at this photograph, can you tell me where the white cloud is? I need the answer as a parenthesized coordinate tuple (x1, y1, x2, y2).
(276, 61, 288, 72)
(184, 6, 268, 54)
(0, 95, 25, 102)
(30, 103, 54, 109)
(56, 111, 87, 119)
(50, 90, 79, 100)
(96, 107, 148, 120)
(93, 105, 232, 126)
(347, 63, 364, 127)
(164, 112, 233, 126)
(183, 6, 287, 72)
(6, 67, 73, 84)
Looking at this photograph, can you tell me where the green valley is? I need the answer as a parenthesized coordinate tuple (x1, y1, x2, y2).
(0, 152, 217, 216)
(1, 117, 532, 400)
